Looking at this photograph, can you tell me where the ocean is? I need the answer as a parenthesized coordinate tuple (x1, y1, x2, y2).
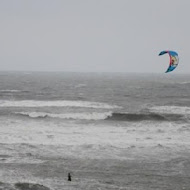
(0, 72, 190, 190)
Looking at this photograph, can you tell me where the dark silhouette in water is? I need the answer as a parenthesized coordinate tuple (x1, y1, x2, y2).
(68, 173, 72, 181)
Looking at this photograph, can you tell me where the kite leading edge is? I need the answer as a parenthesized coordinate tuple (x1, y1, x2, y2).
(158, 50, 179, 73)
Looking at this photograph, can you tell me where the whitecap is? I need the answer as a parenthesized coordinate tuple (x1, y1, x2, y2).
(0, 100, 121, 109)
(15, 111, 113, 120)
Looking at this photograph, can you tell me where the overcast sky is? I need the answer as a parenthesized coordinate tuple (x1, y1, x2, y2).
(0, 0, 189, 73)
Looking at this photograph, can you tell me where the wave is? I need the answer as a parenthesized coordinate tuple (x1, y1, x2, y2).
(106, 112, 184, 122)
(0, 100, 120, 109)
(149, 106, 190, 115)
(15, 111, 113, 120)
(0, 89, 22, 93)
(15, 111, 184, 122)
(15, 183, 50, 190)
(0, 182, 50, 190)
(178, 82, 190, 85)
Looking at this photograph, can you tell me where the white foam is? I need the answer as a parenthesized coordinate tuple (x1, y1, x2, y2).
(0, 90, 21, 92)
(0, 100, 120, 109)
(150, 106, 190, 115)
(15, 111, 113, 120)
(178, 82, 190, 84)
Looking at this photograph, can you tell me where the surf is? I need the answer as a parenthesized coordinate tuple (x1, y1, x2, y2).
(0, 100, 120, 109)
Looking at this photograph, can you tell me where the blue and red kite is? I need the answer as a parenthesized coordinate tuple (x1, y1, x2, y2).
(159, 50, 179, 73)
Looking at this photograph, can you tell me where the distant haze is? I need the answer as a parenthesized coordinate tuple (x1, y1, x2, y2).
(0, 0, 189, 73)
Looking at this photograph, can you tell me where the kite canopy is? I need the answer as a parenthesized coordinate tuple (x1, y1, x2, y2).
(158, 50, 179, 73)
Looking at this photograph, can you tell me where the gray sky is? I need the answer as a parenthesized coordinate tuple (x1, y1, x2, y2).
(0, 0, 189, 73)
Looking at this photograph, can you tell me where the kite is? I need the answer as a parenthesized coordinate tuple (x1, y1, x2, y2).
(158, 50, 179, 73)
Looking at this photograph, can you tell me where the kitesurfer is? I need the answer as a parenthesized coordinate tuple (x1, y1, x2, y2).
(68, 173, 72, 181)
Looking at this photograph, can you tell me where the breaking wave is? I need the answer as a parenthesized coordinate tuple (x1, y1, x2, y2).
(15, 111, 113, 120)
(178, 82, 190, 85)
(15, 111, 184, 121)
(0, 89, 23, 93)
(149, 106, 190, 115)
(0, 100, 120, 109)
(106, 112, 184, 121)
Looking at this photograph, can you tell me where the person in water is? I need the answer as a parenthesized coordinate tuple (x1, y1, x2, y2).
(68, 173, 72, 181)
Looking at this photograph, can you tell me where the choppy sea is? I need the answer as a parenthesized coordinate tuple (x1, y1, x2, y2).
(1, 72, 190, 144)
(1, 72, 190, 120)
(1, 72, 190, 189)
